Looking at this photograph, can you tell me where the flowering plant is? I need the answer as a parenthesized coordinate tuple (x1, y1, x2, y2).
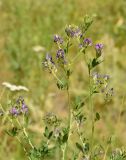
(1, 15, 125, 160)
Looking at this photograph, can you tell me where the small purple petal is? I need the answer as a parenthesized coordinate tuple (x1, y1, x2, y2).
(56, 49, 65, 59)
(95, 43, 104, 57)
(84, 38, 92, 46)
(95, 43, 104, 50)
(45, 53, 54, 64)
(10, 107, 19, 116)
(21, 104, 28, 114)
(54, 35, 63, 44)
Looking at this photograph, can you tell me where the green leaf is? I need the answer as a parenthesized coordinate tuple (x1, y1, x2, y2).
(73, 96, 85, 110)
(62, 128, 69, 143)
(48, 131, 53, 139)
(56, 79, 68, 90)
(83, 142, 90, 152)
(44, 127, 53, 139)
(92, 58, 100, 68)
(66, 69, 72, 78)
(95, 112, 100, 121)
(5, 127, 19, 137)
(62, 133, 68, 143)
(44, 126, 49, 138)
(75, 142, 83, 153)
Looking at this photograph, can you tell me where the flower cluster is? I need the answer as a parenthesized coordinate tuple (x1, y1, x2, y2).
(56, 49, 64, 59)
(42, 53, 57, 73)
(92, 72, 113, 101)
(95, 43, 104, 58)
(65, 24, 82, 38)
(54, 35, 63, 44)
(9, 96, 28, 117)
(44, 112, 60, 126)
(42, 33, 67, 73)
(80, 38, 92, 48)
(43, 29, 104, 80)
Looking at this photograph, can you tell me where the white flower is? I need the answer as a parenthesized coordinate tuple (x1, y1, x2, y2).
(33, 45, 45, 52)
(2, 82, 29, 92)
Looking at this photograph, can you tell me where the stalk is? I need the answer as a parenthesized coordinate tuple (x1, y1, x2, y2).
(83, 51, 94, 159)
(62, 76, 72, 160)
(88, 68, 94, 159)
(16, 119, 34, 149)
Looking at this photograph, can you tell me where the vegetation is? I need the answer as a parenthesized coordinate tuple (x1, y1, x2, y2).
(0, 0, 126, 160)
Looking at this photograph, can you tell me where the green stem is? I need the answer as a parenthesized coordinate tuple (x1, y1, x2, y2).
(83, 51, 95, 159)
(70, 51, 82, 65)
(16, 119, 34, 149)
(16, 136, 32, 160)
(89, 69, 94, 159)
(103, 144, 109, 160)
(62, 80, 72, 160)
(62, 146, 66, 160)
(52, 71, 64, 85)
(76, 122, 84, 146)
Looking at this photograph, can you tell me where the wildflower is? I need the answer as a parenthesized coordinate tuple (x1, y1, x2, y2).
(21, 103, 28, 114)
(95, 43, 104, 58)
(2, 82, 29, 92)
(42, 53, 54, 68)
(33, 45, 45, 52)
(105, 88, 114, 99)
(42, 53, 57, 72)
(79, 38, 92, 50)
(83, 38, 92, 47)
(92, 72, 101, 81)
(44, 112, 59, 126)
(9, 107, 19, 116)
(65, 25, 81, 38)
(56, 49, 65, 59)
(92, 72, 113, 97)
(45, 53, 54, 64)
(54, 35, 63, 44)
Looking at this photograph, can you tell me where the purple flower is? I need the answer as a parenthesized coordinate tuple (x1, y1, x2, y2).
(42, 53, 57, 73)
(9, 107, 19, 116)
(84, 38, 92, 46)
(65, 25, 81, 38)
(56, 49, 65, 59)
(54, 35, 63, 44)
(92, 72, 101, 80)
(95, 43, 104, 58)
(95, 43, 103, 50)
(45, 53, 54, 65)
(46, 53, 52, 61)
(21, 103, 28, 114)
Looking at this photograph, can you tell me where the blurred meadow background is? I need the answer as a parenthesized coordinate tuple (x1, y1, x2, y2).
(0, 0, 126, 159)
